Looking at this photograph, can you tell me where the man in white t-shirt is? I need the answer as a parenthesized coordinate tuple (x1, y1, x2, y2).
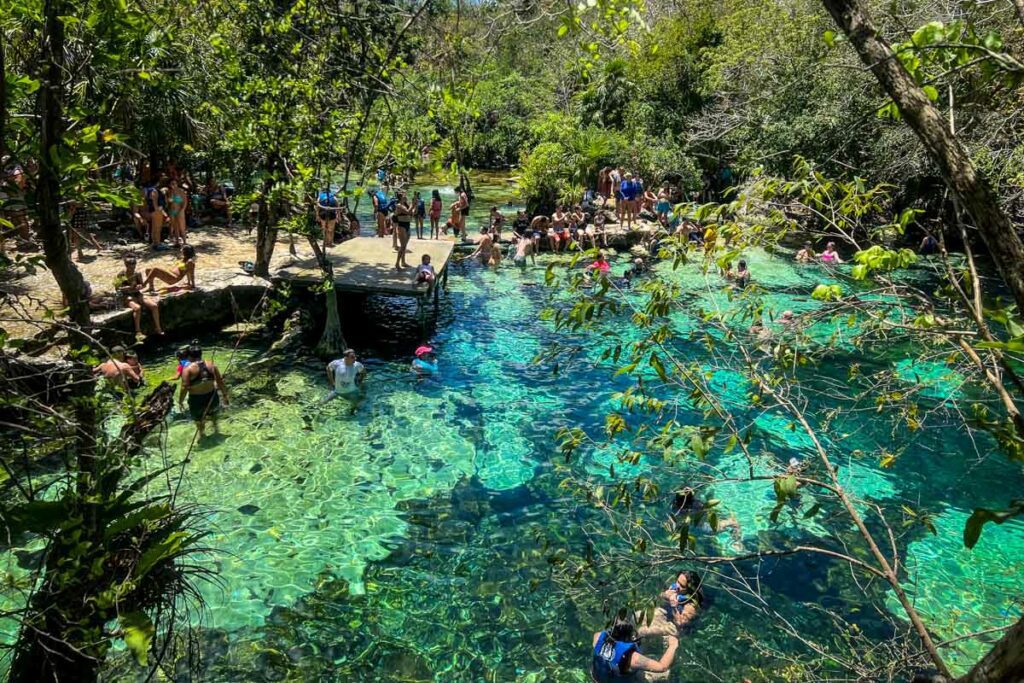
(325, 348, 366, 399)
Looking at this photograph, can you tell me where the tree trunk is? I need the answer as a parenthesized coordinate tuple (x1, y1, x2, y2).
(1, 30, 7, 161)
(820, 0, 1024, 316)
(255, 174, 277, 278)
(35, 0, 88, 331)
(954, 616, 1024, 683)
(33, 0, 97, 494)
(306, 234, 346, 357)
(11, 5, 104, 679)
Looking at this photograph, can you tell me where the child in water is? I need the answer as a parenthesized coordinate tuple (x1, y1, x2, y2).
(411, 346, 438, 375)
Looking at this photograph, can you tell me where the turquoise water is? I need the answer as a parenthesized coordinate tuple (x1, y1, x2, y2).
(2, 177, 1023, 681)
(92, 241, 1024, 680)
(350, 170, 524, 235)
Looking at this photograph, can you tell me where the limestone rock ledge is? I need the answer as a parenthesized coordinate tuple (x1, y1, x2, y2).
(92, 268, 272, 344)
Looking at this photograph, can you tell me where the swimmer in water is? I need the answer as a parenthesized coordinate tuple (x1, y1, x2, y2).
(592, 615, 678, 682)
(468, 228, 494, 264)
(661, 570, 706, 630)
(411, 345, 438, 375)
(513, 232, 536, 267)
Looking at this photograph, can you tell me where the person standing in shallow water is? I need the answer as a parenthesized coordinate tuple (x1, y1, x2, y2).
(178, 342, 229, 438)
(414, 190, 426, 239)
(326, 349, 366, 401)
(429, 189, 443, 239)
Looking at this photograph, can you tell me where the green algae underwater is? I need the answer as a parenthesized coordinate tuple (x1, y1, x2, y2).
(4, 184, 1023, 682)
(101, 251, 1022, 681)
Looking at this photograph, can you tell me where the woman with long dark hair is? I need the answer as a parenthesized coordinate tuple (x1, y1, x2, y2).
(591, 614, 678, 681)
(429, 189, 443, 239)
(144, 244, 197, 291)
(393, 191, 413, 270)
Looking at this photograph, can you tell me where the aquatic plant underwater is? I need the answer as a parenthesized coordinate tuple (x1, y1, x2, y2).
(62, 242, 1021, 681)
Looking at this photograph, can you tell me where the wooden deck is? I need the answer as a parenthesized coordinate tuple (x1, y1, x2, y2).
(276, 236, 454, 296)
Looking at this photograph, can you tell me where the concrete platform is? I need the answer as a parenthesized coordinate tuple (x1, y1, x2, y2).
(276, 237, 453, 296)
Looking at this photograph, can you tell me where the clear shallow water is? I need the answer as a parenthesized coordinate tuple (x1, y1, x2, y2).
(2, 177, 1022, 681)
(100, 244, 1024, 680)
(348, 169, 524, 236)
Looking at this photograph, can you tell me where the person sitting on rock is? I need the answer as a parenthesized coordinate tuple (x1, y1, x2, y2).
(144, 244, 196, 292)
(204, 178, 233, 227)
(115, 255, 164, 338)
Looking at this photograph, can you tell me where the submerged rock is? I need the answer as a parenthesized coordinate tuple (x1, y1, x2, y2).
(237, 504, 261, 515)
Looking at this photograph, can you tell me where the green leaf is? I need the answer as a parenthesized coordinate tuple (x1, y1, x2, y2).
(811, 284, 842, 301)
(649, 353, 669, 382)
(773, 475, 799, 501)
(689, 432, 709, 460)
(823, 30, 836, 48)
(922, 85, 939, 102)
(120, 611, 154, 666)
(964, 504, 1024, 548)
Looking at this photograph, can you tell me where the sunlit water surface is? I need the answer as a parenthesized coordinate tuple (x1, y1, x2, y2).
(2, 175, 1022, 682)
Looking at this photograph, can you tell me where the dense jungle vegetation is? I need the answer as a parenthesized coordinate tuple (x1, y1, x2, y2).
(2, 0, 1024, 680)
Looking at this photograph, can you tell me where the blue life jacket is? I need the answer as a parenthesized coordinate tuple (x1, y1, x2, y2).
(319, 190, 337, 208)
(592, 632, 639, 681)
(375, 190, 388, 210)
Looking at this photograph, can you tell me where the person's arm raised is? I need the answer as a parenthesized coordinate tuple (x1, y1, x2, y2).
(630, 635, 678, 674)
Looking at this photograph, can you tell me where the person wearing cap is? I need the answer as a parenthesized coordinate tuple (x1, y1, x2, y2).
(178, 341, 229, 438)
(114, 255, 164, 338)
(411, 345, 438, 375)
(326, 349, 366, 399)
(95, 345, 141, 390)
